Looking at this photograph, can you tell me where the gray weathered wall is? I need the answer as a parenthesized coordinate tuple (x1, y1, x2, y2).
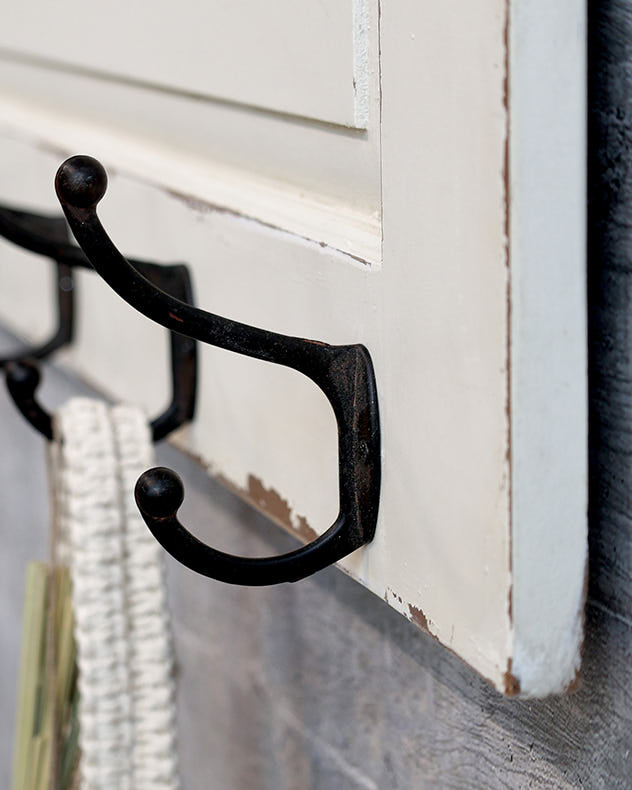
(1, 2, 632, 787)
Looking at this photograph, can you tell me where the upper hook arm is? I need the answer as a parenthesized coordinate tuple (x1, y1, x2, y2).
(55, 156, 335, 382)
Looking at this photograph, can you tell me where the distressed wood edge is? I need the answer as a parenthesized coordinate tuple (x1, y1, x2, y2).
(508, 0, 588, 697)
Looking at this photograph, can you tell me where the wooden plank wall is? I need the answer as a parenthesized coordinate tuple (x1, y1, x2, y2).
(1, 1, 631, 786)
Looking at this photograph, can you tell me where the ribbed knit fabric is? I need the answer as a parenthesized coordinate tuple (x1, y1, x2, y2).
(48, 398, 180, 790)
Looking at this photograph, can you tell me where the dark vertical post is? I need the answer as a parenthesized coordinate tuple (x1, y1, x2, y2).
(588, 1, 632, 614)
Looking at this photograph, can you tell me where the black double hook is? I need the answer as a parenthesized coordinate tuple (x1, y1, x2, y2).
(2, 201, 197, 442)
(55, 155, 381, 586)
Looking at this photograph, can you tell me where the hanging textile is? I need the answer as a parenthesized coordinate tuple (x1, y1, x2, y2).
(49, 397, 180, 790)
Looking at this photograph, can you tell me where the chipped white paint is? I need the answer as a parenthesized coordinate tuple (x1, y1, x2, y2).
(0, 1, 586, 695)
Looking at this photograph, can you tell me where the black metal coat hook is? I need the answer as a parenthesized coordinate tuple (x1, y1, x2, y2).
(0, 206, 75, 367)
(55, 154, 381, 587)
(1, 204, 197, 440)
(4, 221, 198, 441)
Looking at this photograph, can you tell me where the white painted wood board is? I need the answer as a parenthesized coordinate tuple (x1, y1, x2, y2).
(0, 1, 382, 263)
(0, 0, 587, 696)
(509, 3, 587, 696)
(0, 0, 370, 128)
(0, 65, 382, 264)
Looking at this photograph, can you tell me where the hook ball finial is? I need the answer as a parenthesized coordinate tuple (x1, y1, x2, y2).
(55, 155, 108, 209)
(5, 359, 41, 394)
(136, 466, 185, 518)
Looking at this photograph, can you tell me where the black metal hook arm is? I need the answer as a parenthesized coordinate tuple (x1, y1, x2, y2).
(55, 155, 381, 586)
(0, 208, 75, 367)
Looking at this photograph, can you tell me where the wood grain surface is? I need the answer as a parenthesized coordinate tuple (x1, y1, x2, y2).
(0, 359, 629, 789)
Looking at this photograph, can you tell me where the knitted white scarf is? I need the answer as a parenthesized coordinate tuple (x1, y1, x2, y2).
(49, 398, 180, 790)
